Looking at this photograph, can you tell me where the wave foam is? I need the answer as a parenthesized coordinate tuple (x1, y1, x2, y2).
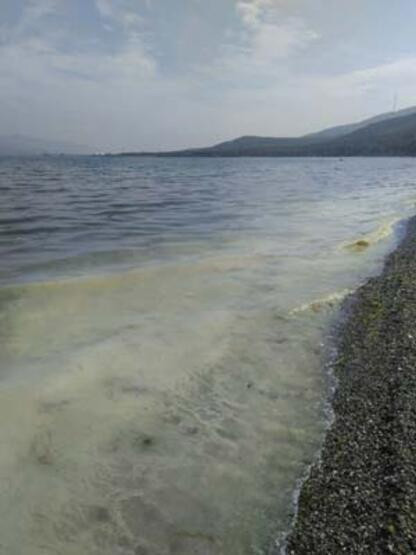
(342, 217, 402, 253)
(290, 289, 352, 315)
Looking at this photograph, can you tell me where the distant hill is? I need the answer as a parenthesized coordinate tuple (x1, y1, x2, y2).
(0, 135, 91, 156)
(303, 105, 416, 141)
(114, 105, 416, 158)
(301, 111, 416, 156)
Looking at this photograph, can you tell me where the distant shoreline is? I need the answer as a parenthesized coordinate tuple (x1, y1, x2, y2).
(106, 109, 416, 158)
(106, 152, 416, 158)
(2, 105, 416, 158)
(285, 215, 416, 553)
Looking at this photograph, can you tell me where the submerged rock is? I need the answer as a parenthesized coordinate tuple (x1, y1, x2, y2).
(88, 505, 111, 523)
(141, 435, 154, 447)
(347, 238, 371, 252)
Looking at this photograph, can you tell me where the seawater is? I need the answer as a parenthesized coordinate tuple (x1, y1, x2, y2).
(0, 156, 415, 555)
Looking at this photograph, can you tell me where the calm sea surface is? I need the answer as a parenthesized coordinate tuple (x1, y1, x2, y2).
(0, 156, 415, 554)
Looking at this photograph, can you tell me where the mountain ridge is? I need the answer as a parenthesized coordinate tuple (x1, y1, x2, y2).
(302, 105, 416, 141)
(114, 105, 416, 158)
(4, 105, 416, 157)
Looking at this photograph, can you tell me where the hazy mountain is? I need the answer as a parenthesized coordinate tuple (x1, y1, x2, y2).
(303, 105, 416, 141)
(305, 111, 416, 156)
(143, 106, 416, 158)
(111, 105, 416, 158)
(0, 135, 91, 156)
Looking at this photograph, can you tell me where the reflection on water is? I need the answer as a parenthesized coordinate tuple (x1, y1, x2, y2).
(0, 156, 415, 554)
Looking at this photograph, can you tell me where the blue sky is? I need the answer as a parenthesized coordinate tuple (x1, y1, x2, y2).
(1, 0, 416, 151)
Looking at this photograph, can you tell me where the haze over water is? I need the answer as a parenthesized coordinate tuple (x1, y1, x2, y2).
(1, 156, 415, 554)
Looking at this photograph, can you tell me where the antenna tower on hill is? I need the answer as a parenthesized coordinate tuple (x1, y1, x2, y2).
(393, 92, 398, 112)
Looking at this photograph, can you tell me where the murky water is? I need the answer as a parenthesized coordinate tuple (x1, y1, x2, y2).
(0, 156, 415, 554)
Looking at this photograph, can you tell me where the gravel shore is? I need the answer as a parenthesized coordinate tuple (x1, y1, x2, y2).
(285, 216, 416, 554)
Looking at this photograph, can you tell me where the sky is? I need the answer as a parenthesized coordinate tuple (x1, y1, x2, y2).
(1, 0, 416, 152)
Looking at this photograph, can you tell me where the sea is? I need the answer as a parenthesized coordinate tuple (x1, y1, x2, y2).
(0, 155, 415, 555)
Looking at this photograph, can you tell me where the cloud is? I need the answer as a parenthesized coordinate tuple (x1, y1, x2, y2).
(0, 0, 156, 84)
(95, 0, 146, 32)
(310, 57, 416, 101)
(236, 0, 318, 62)
(200, 0, 318, 84)
(95, 0, 114, 19)
(92, 1, 156, 76)
(236, 0, 274, 27)
(14, 0, 62, 36)
(0, 37, 156, 87)
(249, 18, 318, 63)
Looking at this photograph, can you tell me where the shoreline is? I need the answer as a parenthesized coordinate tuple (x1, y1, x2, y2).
(284, 215, 416, 554)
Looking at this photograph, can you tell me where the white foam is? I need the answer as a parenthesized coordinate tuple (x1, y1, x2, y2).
(289, 288, 352, 315)
(342, 216, 402, 252)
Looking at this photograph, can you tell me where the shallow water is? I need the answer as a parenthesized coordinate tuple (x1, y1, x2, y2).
(0, 156, 415, 554)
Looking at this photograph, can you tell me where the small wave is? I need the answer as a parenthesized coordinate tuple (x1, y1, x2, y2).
(403, 194, 416, 208)
(342, 217, 402, 253)
(290, 289, 351, 315)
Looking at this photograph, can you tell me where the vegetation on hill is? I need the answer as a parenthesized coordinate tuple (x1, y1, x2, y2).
(116, 106, 416, 158)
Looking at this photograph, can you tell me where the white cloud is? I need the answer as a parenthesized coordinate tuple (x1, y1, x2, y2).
(236, 0, 273, 27)
(310, 57, 416, 101)
(92, 0, 156, 76)
(201, 2, 318, 83)
(0, 0, 156, 85)
(0, 36, 156, 86)
(95, 0, 144, 31)
(249, 18, 318, 63)
(236, 0, 319, 62)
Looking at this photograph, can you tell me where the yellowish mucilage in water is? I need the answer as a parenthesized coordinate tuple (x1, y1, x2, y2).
(0, 157, 415, 554)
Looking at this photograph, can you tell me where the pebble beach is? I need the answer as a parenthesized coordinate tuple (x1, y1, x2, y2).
(286, 215, 416, 554)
